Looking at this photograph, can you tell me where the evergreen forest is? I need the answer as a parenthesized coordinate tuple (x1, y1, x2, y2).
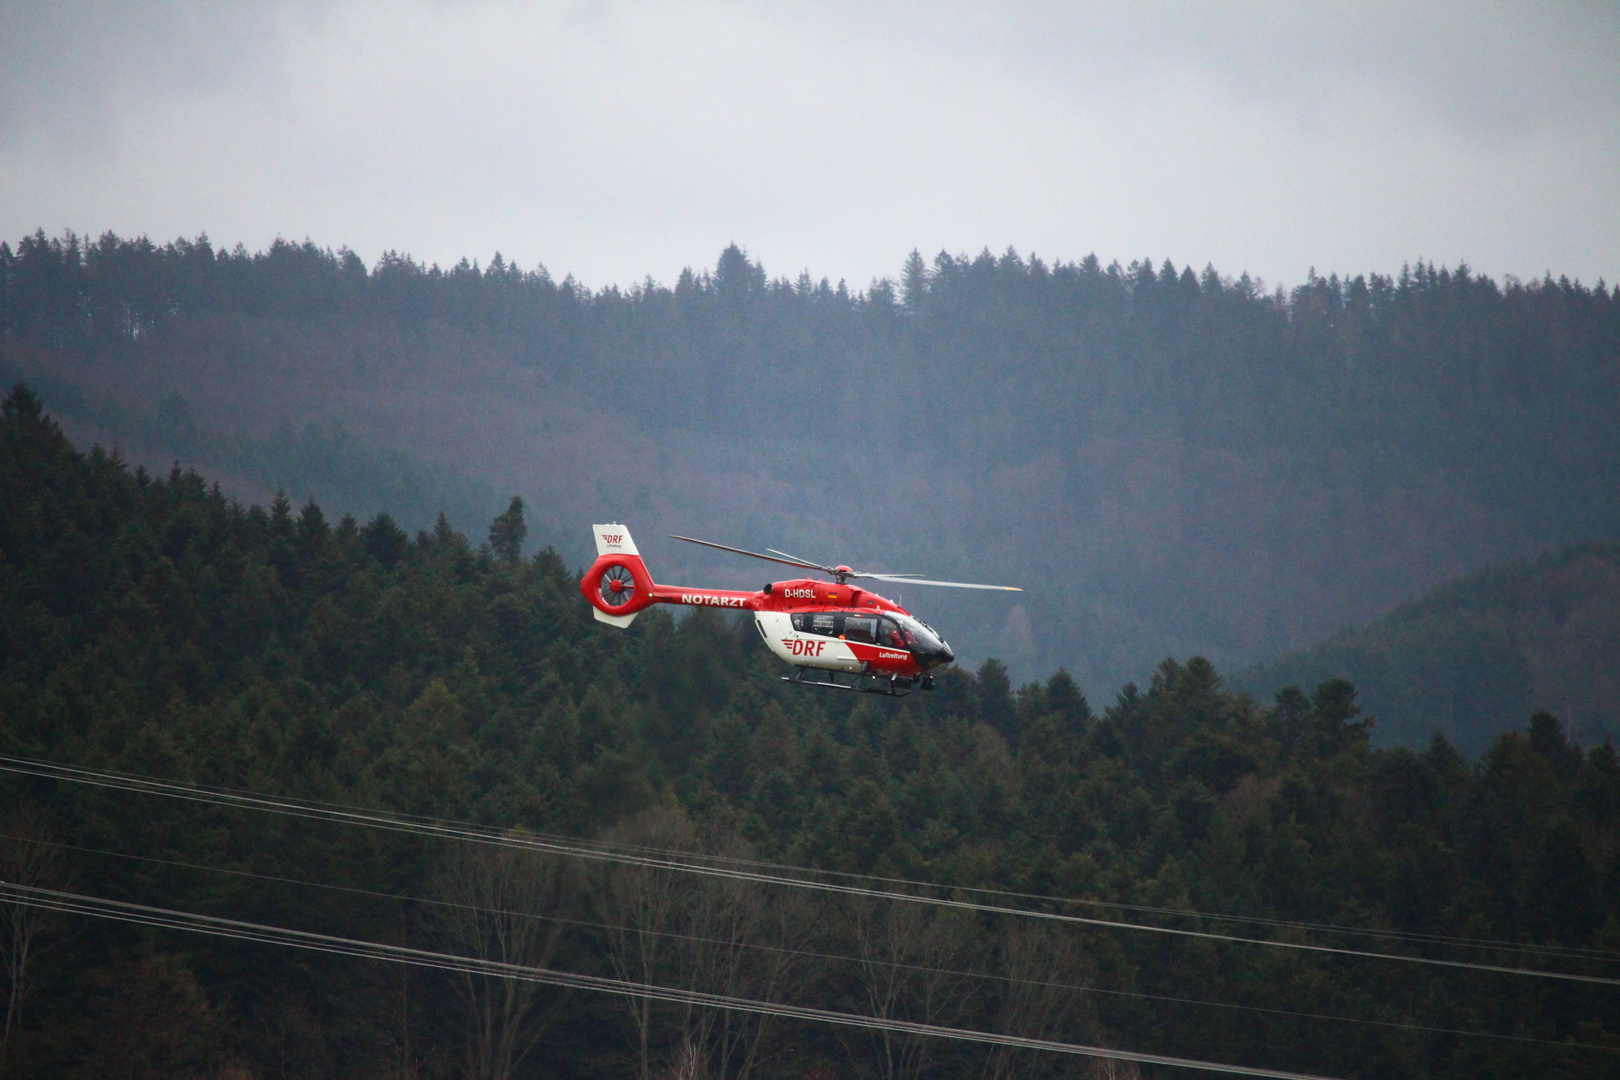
(3, 230, 1617, 729)
(3, 385, 1618, 1079)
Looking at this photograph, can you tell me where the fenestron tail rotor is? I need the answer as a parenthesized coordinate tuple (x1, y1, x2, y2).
(670, 535, 1020, 592)
(598, 564, 636, 607)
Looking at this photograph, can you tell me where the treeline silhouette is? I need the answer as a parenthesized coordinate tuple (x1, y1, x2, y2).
(2, 229, 1618, 738)
(6, 232, 1616, 476)
(2, 384, 1617, 1079)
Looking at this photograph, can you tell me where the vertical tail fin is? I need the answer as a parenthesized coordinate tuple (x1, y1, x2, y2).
(593, 525, 638, 559)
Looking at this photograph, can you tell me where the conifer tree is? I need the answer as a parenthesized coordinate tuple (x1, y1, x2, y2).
(488, 496, 527, 563)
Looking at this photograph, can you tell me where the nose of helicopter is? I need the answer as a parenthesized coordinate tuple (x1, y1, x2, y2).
(914, 637, 955, 669)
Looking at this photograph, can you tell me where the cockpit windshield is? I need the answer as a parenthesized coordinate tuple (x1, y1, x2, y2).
(889, 613, 946, 656)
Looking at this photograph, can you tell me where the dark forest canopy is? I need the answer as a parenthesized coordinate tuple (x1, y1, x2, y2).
(2, 383, 1619, 1079)
(3, 229, 1619, 747)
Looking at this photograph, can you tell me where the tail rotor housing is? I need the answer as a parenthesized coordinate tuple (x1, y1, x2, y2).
(580, 524, 655, 627)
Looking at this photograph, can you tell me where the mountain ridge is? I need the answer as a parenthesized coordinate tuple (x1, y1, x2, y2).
(1234, 542, 1620, 754)
(4, 230, 1617, 691)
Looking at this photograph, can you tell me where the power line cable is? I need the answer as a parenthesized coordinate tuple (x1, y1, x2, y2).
(21, 832, 1614, 1054)
(5, 754, 1616, 984)
(18, 750, 1612, 963)
(10, 750, 1603, 961)
(0, 881, 1343, 1080)
(577, 832, 1620, 963)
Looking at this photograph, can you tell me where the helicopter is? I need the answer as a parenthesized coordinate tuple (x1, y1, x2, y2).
(580, 524, 1021, 697)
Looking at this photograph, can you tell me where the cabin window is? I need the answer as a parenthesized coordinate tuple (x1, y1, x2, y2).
(844, 616, 879, 644)
(793, 612, 840, 636)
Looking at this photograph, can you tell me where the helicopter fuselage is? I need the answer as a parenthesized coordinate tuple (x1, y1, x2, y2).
(581, 526, 966, 689)
(584, 560, 954, 679)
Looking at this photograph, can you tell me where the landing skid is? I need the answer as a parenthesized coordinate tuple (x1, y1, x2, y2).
(782, 668, 934, 697)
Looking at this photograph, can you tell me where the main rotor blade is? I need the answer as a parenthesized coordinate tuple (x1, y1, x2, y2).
(668, 537, 1020, 590)
(859, 573, 1022, 591)
(670, 536, 826, 572)
(766, 548, 834, 573)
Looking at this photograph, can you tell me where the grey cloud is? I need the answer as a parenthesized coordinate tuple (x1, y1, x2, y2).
(898, 2, 1620, 137)
(0, 1, 1614, 287)
(0, 3, 302, 141)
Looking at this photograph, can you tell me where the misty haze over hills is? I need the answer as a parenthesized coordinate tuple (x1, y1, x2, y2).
(1238, 543, 1620, 755)
(3, 230, 1617, 709)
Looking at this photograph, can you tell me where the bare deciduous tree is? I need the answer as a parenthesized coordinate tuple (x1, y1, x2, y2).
(597, 808, 810, 1080)
(354, 911, 437, 1080)
(841, 895, 980, 1080)
(669, 829, 808, 1080)
(598, 809, 692, 1080)
(0, 804, 68, 1074)
(1087, 1057, 1141, 1080)
(980, 922, 1097, 1080)
(431, 836, 572, 1080)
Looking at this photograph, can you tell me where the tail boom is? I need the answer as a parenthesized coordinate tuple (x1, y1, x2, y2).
(649, 586, 758, 610)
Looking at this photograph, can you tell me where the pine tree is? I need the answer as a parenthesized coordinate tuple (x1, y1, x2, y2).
(901, 249, 928, 310)
(488, 496, 527, 563)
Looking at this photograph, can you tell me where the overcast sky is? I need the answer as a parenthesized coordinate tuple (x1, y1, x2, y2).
(2, 1, 1615, 291)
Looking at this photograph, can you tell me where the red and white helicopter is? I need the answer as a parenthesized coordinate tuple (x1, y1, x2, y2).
(580, 524, 1021, 696)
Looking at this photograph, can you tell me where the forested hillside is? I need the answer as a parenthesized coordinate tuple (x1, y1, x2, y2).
(1237, 544, 1620, 756)
(3, 385, 1618, 1079)
(3, 231, 1617, 696)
